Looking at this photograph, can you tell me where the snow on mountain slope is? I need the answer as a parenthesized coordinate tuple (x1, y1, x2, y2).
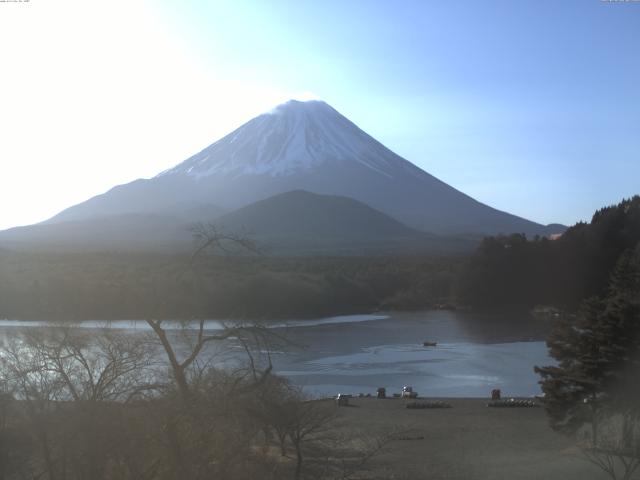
(158, 100, 418, 179)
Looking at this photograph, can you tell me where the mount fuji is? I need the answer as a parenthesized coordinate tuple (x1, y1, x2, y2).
(0, 100, 563, 253)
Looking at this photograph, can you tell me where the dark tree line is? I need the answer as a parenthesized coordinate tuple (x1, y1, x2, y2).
(456, 196, 640, 310)
(0, 252, 461, 321)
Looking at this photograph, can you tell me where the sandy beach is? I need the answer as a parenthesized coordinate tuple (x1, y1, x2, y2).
(333, 397, 606, 479)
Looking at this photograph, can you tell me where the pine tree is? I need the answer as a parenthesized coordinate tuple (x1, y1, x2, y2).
(535, 244, 640, 436)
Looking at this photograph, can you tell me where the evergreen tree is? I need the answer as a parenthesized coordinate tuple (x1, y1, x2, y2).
(457, 196, 640, 309)
(535, 243, 640, 445)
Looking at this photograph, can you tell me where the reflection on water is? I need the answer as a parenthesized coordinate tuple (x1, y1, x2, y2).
(0, 310, 554, 398)
(269, 310, 554, 397)
(276, 341, 549, 397)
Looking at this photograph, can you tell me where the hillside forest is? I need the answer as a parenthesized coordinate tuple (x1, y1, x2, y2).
(0, 196, 638, 321)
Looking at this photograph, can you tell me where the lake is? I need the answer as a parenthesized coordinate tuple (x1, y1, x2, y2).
(0, 310, 554, 398)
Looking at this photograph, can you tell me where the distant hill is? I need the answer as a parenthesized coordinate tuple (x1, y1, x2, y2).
(214, 190, 474, 254)
(0, 191, 475, 255)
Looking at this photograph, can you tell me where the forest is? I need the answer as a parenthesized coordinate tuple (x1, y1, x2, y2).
(0, 250, 461, 321)
(455, 196, 640, 311)
(1, 196, 639, 321)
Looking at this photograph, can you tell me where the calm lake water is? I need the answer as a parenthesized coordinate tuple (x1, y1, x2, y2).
(0, 310, 554, 398)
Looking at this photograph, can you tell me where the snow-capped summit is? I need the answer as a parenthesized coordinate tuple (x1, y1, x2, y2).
(40, 99, 561, 237)
(158, 100, 417, 180)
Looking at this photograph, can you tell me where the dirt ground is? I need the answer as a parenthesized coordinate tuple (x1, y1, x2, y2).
(333, 397, 608, 480)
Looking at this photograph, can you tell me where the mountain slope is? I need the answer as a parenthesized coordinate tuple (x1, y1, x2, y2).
(0, 191, 474, 254)
(45, 100, 563, 237)
(0, 214, 194, 252)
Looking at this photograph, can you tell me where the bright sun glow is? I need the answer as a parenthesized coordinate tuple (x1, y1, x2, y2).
(0, 1, 308, 230)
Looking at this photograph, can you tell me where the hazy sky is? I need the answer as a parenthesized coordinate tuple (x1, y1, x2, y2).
(1, 0, 638, 230)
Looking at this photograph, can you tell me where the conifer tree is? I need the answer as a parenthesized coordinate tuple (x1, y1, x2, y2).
(536, 244, 640, 434)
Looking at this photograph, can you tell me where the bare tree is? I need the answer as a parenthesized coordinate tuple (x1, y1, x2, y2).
(580, 411, 640, 480)
(284, 398, 337, 480)
(0, 326, 158, 480)
(146, 223, 271, 398)
(189, 222, 261, 264)
(249, 383, 395, 480)
(145, 319, 274, 402)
